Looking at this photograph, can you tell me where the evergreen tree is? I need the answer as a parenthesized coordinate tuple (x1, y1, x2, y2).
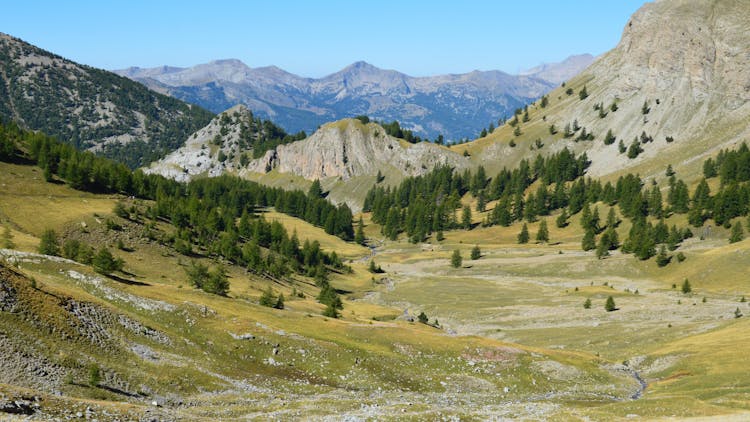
(605, 296, 617, 312)
(536, 219, 549, 243)
(603, 129, 616, 145)
(274, 293, 285, 309)
(582, 228, 596, 251)
(323, 302, 340, 318)
(354, 216, 366, 245)
(38, 229, 60, 256)
(93, 248, 122, 275)
(418, 311, 429, 324)
(259, 287, 276, 307)
(461, 205, 472, 230)
(618, 139, 626, 154)
(451, 249, 463, 268)
(606, 207, 619, 228)
(583, 298, 592, 309)
(681, 278, 692, 294)
(730, 221, 744, 243)
(518, 223, 530, 244)
(579, 85, 589, 100)
(470, 245, 481, 260)
(308, 179, 323, 198)
(656, 245, 671, 267)
(596, 236, 610, 259)
(556, 209, 569, 228)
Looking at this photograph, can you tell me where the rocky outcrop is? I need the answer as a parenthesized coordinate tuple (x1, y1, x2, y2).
(246, 119, 469, 180)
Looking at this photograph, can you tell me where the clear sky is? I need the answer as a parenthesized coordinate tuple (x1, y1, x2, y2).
(2, 1, 648, 77)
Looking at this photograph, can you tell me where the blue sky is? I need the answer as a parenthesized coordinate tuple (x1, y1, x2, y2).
(2, 1, 647, 77)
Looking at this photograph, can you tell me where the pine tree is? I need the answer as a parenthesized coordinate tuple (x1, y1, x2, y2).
(461, 205, 472, 230)
(730, 221, 744, 243)
(470, 245, 481, 260)
(518, 223, 530, 244)
(93, 248, 119, 275)
(582, 228, 596, 251)
(681, 278, 692, 294)
(605, 296, 617, 312)
(308, 179, 323, 198)
(579, 85, 589, 100)
(536, 219, 549, 243)
(451, 249, 463, 268)
(354, 216, 366, 245)
(274, 293, 285, 310)
(556, 209, 569, 228)
(259, 287, 275, 307)
(38, 229, 60, 256)
(656, 245, 671, 267)
(583, 298, 592, 309)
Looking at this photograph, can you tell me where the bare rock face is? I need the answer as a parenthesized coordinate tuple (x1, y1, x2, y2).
(246, 119, 469, 180)
(145, 105, 254, 182)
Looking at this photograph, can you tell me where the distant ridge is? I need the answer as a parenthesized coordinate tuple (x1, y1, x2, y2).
(115, 55, 593, 141)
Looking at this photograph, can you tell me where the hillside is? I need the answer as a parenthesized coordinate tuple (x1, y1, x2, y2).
(114, 58, 593, 141)
(0, 133, 645, 420)
(462, 0, 750, 186)
(148, 113, 470, 210)
(0, 33, 214, 168)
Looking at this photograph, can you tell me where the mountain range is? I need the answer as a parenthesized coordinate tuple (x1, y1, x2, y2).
(115, 55, 594, 141)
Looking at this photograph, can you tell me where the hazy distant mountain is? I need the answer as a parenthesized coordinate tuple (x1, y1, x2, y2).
(115, 57, 592, 141)
(520, 54, 595, 85)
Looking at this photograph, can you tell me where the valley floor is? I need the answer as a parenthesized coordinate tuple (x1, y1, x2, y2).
(1, 163, 750, 420)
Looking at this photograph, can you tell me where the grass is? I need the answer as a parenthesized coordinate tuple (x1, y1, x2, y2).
(3, 160, 750, 418)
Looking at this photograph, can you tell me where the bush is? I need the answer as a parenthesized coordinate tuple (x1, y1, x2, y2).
(88, 364, 101, 387)
(583, 298, 592, 309)
(418, 311, 428, 324)
(681, 279, 692, 294)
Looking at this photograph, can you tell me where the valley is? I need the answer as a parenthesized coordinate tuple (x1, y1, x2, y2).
(2, 0, 750, 420)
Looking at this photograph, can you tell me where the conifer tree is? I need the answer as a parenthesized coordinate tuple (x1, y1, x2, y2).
(605, 296, 617, 312)
(38, 229, 60, 256)
(354, 216, 366, 245)
(730, 221, 744, 243)
(556, 209, 569, 228)
(461, 205, 472, 230)
(583, 298, 592, 309)
(582, 228, 596, 251)
(470, 245, 481, 260)
(518, 223, 530, 244)
(536, 219, 549, 243)
(451, 249, 463, 268)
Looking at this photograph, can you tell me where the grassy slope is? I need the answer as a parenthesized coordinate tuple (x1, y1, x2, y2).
(0, 161, 647, 419)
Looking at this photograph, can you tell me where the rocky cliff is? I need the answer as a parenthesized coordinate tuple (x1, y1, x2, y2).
(246, 119, 468, 181)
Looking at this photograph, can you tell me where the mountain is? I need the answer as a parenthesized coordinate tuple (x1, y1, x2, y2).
(520, 54, 595, 85)
(114, 59, 578, 141)
(459, 0, 750, 184)
(0, 33, 214, 168)
(146, 107, 469, 210)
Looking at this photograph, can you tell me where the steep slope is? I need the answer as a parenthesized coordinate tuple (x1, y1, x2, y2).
(465, 0, 750, 184)
(145, 104, 304, 182)
(116, 59, 565, 141)
(0, 33, 214, 168)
